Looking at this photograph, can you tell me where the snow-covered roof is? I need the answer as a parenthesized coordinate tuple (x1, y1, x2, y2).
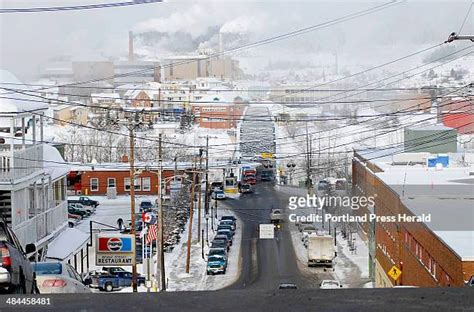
(407, 124, 455, 131)
(401, 197, 474, 260)
(46, 228, 89, 260)
(356, 148, 474, 260)
(91, 93, 120, 99)
(43, 144, 70, 180)
(0, 70, 49, 114)
(115, 83, 143, 90)
(192, 93, 236, 105)
(163, 54, 207, 61)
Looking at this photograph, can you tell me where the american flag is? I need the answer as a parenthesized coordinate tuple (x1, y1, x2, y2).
(146, 224, 158, 244)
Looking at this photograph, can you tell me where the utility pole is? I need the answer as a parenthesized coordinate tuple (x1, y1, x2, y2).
(157, 133, 166, 291)
(204, 136, 209, 241)
(185, 160, 196, 273)
(197, 148, 203, 242)
(305, 122, 312, 194)
(127, 111, 141, 293)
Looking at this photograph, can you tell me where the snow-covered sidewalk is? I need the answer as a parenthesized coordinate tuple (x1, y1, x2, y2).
(164, 203, 241, 291)
(334, 231, 372, 288)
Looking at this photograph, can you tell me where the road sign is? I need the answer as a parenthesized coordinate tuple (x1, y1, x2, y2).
(261, 152, 274, 159)
(143, 212, 156, 224)
(388, 265, 402, 281)
(96, 234, 135, 266)
(259, 224, 274, 239)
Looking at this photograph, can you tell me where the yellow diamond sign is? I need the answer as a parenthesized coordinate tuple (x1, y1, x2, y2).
(388, 265, 402, 281)
(261, 153, 274, 159)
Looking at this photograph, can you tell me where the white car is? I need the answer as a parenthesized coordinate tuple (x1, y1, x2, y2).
(32, 262, 91, 294)
(211, 191, 226, 200)
(319, 280, 343, 289)
(68, 203, 93, 215)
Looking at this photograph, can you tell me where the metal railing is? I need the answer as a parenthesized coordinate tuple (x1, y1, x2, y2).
(0, 144, 43, 183)
(13, 201, 68, 247)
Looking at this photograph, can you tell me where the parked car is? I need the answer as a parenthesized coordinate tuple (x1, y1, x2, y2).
(220, 215, 236, 223)
(68, 196, 99, 208)
(211, 239, 229, 252)
(317, 180, 330, 191)
(219, 220, 236, 231)
(32, 262, 91, 294)
(301, 226, 317, 240)
(94, 271, 145, 292)
(0, 221, 38, 294)
(319, 280, 343, 289)
(208, 248, 227, 259)
(217, 225, 234, 236)
(206, 255, 227, 275)
(67, 206, 87, 218)
(68, 202, 93, 215)
(216, 229, 233, 243)
(211, 191, 226, 200)
(214, 234, 231, 248)
(139, 200, 154, 212)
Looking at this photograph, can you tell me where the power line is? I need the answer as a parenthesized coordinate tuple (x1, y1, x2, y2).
(458, 2, 474, 35)
(0, 1, 162, 13)
(7, 95, 473, 170)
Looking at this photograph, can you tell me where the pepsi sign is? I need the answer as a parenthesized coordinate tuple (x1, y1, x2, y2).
(96, 234, 135, 266)
(97, 235, 134, 253)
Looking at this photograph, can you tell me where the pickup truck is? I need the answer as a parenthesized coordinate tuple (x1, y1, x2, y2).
(68, 196, 99, 208)
(90, 271, 145, 292)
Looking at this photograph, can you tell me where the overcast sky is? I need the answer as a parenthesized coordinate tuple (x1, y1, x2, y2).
(1, 0, 472, 80)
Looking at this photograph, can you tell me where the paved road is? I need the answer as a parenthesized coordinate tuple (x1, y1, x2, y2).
(3, 288, 472, 312)
(224, 180, 332, 290)
(224, 105, 332, 290)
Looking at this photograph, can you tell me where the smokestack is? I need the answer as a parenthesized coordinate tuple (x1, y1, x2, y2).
(129, 31, 134, 61)
(218, 32, 223, 60)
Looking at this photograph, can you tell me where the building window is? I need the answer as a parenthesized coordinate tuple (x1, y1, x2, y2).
(134, 178, 141, 191)
(107, 178, 116, 188)
(142, 177, 151, 191)
(124, 178, 131, 191)
(90, 178, 99, 192)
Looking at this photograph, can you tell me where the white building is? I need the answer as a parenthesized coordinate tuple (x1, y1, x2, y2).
(0, 70, 69, 259)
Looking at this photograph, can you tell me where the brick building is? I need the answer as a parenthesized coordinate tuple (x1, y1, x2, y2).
(191, 95, 247, 129)
(352, 149, 474, 287)
(68, 161, 190, 196)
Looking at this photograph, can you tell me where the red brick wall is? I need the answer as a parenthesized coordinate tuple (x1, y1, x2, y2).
(374, 176, 472, 287)
(192, 104, 245, 129)
(353, 151, 474, 287)
(80, 170, 177, 196)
